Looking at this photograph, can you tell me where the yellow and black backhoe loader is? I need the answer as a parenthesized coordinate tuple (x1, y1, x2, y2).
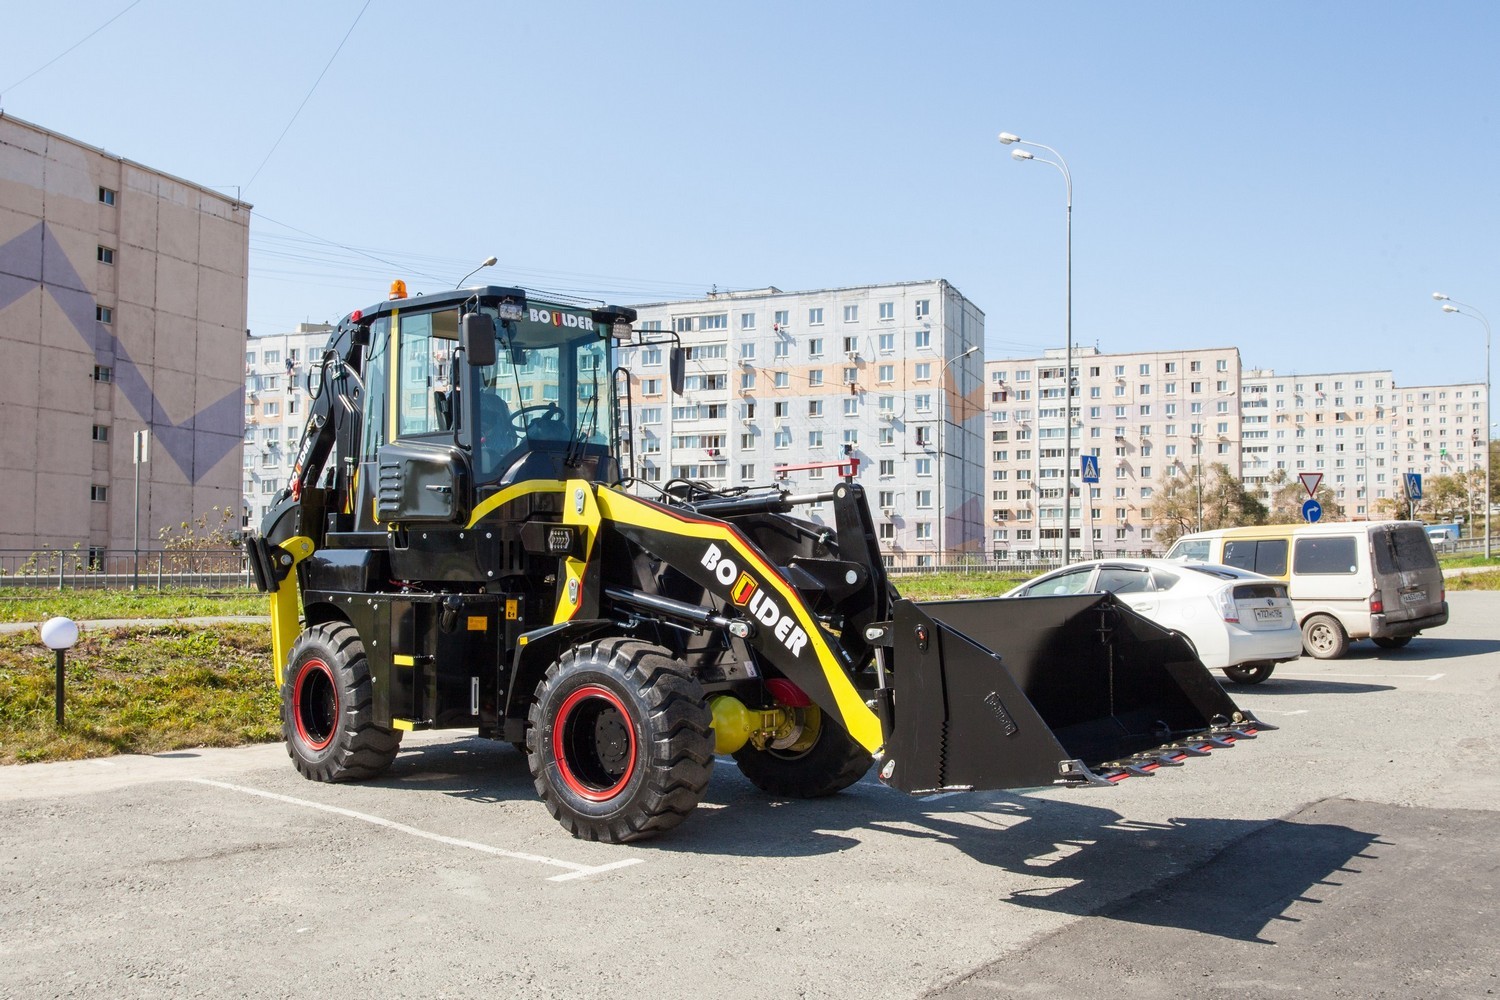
(245, 284, 1270, 842)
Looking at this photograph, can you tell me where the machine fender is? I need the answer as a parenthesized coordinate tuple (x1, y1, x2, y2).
(593, 487, 884, 753)
(265, 535, 316, 687)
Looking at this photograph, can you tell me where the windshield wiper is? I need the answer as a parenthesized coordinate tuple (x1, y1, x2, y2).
(566, 393, 597, 468)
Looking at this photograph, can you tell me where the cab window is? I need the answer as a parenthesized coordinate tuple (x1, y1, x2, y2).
(1294, 536, 1358, 575)
(396, 309, 459, 437)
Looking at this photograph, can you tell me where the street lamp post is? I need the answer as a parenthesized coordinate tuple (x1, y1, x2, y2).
(938, 345, 980, 562)
(455, 255, 499, 288)
(1433, 293, 1491, 560)
(1000, 132, 1073, 564)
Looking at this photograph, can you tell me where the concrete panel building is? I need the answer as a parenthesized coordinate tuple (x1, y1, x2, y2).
(618, 281, 986, 566)
(984, 345, 1242, 561)
(1238, 368, 1398, 516)
(0, 114, 249, 560)
(242, 323, 333, 526)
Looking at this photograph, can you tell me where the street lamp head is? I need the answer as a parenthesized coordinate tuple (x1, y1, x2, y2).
(1432, 292, 1450, 301)
(997, 132, 1021, 145)
(1443, 304, 1460, 314)
(481, 255, 498, 267)
(960, 345, 980, 358)
(1011, 149, 1034, 161)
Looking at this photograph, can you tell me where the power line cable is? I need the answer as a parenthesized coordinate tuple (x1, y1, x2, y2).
(243, 0, 372, 194)
(1, 0, 146, 99)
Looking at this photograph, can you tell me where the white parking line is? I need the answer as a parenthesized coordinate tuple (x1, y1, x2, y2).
(184, 778, 643, 882)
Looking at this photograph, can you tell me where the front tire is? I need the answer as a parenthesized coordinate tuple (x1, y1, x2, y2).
(282, 622, 402, 782)
(1222, 661, 1276, 685)
(1302, 614, 1350, 660)
(733, 706, 873, 798)
(528, 638, 713, 843)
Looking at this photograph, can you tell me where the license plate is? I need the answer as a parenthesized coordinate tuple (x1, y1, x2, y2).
(1400, 591, 1426, 605)
(1253, 608, 1284, 622)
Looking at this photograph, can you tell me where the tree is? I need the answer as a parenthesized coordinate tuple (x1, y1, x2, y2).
(1148, 462, 1266, 548)
(1264, 468, 1344, 524)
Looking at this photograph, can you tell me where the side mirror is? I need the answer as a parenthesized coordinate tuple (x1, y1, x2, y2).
(461, 313, 497, 367)
(669, 346, 686, 395)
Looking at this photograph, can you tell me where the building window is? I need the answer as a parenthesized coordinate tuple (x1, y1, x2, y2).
(843, 305, 859, 323)
(914, 330, 931, 349)
(740, 312, 756, 330)
(96, 305, 113, 323)
(808, 337, 823, 357)
(97, 246, 115, 264)
(808, 307, 825, 326)
(90, 485, 108, 502)
(92, 365, 113, 382)
(91, 424, 109, 442)
(879, 302, 895, 321)
(264, 401, 280, 417)
(774, 372, 789, 388)
(642, 378, 662, 395)
(915, 299, 930, 318)
(98, 186, 117, 205)
(774, 309, 789, 329)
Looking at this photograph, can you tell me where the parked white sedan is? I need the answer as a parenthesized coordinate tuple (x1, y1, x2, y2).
(1003, 559, 1303, 684)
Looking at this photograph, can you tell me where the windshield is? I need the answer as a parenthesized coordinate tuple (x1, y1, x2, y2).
(472, 302, 612, 477)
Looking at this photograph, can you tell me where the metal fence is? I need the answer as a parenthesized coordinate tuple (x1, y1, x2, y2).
(0, 549, 252, 591)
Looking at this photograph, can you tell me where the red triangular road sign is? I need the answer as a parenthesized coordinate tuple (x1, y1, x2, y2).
(1298, 472, 1322, 497)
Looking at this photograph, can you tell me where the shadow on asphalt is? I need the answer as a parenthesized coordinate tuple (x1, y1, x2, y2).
(1241, 678, 1396, 695)
(1340, 636, 1500, 660)
(356, 734, 1379, 942)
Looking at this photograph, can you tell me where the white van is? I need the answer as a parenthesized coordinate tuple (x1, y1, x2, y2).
(1164, 521, 1448, 659)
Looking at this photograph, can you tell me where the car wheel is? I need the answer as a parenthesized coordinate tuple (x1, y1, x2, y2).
(1373, 636, 1412, 650)
(1302, 614, 1349, 660)
(1222, 661, 1276, 685)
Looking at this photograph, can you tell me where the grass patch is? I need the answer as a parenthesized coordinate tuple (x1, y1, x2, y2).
(1438, 553, 1500, 570)
(892, 572, 1030, 601)
(0, 588, 266, 624)
(0, 624, 279, 765)
(1444, 570, 1500, 591)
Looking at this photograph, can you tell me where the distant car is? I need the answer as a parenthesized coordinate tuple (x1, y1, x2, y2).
(1003, 558, 1303, 684)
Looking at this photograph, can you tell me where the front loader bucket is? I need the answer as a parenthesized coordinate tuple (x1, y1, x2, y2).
(881, 593, 1270, 794)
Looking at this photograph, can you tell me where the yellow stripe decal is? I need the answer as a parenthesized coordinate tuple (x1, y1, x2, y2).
(554, 480, 603, 625)
(393, 654, 416, 666)
(388, 309, 400, 444)
(391, 719, 415, 732)
(268, 535, 316, 688)
(465, 480, 566, 529)
(593, 488, 883, 752)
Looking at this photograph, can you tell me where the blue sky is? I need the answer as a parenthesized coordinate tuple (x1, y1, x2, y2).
(5, 1, 1497, 424)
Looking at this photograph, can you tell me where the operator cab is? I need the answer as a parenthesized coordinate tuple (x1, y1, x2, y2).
(341, 285, 635, 532)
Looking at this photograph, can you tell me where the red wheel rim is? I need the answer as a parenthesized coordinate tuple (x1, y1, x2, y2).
(293, 657, 338, 751)
(551, 684, 637, 802)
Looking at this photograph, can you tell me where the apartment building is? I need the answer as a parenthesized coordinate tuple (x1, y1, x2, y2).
(1389, 380, 1489, 486)
(242, 323, 333, 524)
(618, 281, 986, 565)
(984, 345, 1243, 561)
(0, 113, 249, 558)
(1239, 368, 1397, 516)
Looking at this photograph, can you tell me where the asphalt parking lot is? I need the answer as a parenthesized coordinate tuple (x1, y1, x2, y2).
(2, 594, 1497, 999)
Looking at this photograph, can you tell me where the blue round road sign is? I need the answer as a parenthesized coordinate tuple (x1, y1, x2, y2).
(1302, 498, 1322, 523)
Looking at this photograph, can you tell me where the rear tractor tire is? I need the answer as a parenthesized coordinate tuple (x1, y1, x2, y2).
(1302, 614, 1350, 660)
(1222, 661, 1276, 685)
(528, 638, 714, 843)
(282, 622, 402, 782)
(733, 705, 873, 799)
